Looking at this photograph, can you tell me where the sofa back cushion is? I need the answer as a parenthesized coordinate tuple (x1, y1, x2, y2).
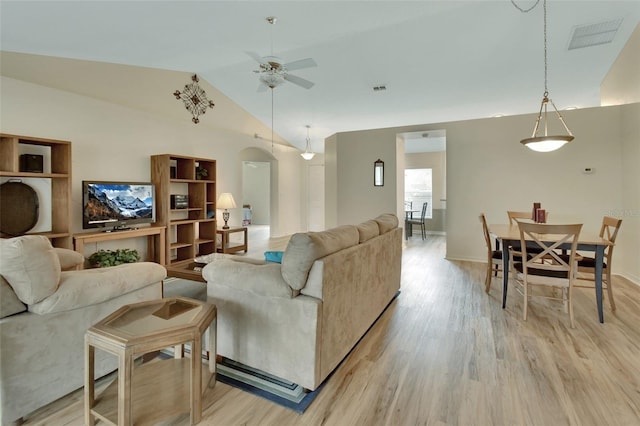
(281, 225, 359, 290)
(374, 213, 399, 234)
(356, 220, 380, 243)
(0, 235, 61, 304)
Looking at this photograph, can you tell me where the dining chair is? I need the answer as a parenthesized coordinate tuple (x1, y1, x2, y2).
(575, 216, 622, 311)
(510, 222, 582, 328)
(479, 213, 502, 293)
(507, 211, 532, 224)
(407, 202, 428, 240)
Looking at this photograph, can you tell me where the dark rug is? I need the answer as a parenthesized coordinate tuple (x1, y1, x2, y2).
(217, 358, 324, 414)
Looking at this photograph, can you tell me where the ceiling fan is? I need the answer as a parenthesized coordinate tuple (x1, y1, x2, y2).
(248, 52, 317, 91)
(248, 16, 317, 91)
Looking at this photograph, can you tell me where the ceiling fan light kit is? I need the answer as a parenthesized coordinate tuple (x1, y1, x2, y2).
(515, 0, 575, 152)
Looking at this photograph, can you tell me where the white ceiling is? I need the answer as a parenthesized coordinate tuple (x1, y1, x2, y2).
(1, 1, 639, 154)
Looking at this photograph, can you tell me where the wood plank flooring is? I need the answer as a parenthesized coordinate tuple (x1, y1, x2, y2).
(22, 235, 640, 425)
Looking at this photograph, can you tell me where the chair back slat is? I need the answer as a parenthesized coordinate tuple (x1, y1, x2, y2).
(507, 211, 531, 225)
(517, 222, 582, 280)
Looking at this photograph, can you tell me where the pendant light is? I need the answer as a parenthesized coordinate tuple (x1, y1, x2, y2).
(519, 0, 574, 152)
(301, 125, 315, 160)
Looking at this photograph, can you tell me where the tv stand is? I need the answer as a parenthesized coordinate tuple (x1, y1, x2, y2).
(74, 226, 166, 267)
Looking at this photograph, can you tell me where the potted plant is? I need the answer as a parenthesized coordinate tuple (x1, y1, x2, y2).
(88, 248, 140, 268)
(195, 166, 208, 180)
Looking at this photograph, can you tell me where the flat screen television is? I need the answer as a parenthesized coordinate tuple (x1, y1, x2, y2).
(82, 181, 155, 231)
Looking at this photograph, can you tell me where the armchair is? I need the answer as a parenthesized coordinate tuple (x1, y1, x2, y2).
(0, 235, 166, 425)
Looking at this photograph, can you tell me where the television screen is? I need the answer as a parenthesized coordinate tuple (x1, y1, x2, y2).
(82, 181, 155, 230)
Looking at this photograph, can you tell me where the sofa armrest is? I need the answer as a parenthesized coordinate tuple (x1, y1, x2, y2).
(55, 248, 85, 270)
(28, 262, 166, 315)
(202, 259, 293, 298)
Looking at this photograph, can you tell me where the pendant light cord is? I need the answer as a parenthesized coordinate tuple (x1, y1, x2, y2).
(511, 0, 540, 13)
(271, 88, 274, 154)
(543, 0, 548, 96)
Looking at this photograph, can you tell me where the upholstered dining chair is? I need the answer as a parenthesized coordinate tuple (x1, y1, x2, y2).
(511, 222, 582, 328)
(575, 216, 622, 311)
(480, 213, 502, 293)
(407, 202, 428, 240)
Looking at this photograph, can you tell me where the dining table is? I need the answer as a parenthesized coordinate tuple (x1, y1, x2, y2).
(489, 223, 612, 323)
(404, 209, 420, 240)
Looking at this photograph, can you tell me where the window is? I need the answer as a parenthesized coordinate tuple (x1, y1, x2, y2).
(405, 168, 432, 218)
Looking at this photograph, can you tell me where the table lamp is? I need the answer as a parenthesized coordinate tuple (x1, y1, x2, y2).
(216, 193, 236, 229)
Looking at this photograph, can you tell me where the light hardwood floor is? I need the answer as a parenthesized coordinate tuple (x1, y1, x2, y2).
(23, 235, 640, 425)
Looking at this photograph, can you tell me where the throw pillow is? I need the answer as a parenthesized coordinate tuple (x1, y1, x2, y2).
(264, 251, 284, 263)
(0, 235, 61, 305)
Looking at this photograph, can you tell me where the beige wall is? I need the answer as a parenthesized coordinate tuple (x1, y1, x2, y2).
(601, 23, 640, 106)
(618, 103, 640, 283)
(327, 103, 639, 283)
(0, 76, 307, 250)
(324, 128, 400, 227)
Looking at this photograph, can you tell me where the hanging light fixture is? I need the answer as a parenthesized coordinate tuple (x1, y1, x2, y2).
(519, 0, 574, 152)
(301, 125, 315, 160)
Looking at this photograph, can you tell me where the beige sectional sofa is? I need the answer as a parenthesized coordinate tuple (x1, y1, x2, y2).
(203, 213, 402, 390)
(0, 235, 166, 426)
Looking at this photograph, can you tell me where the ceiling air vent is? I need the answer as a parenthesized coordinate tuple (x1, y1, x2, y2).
(568, 19, 622, 50)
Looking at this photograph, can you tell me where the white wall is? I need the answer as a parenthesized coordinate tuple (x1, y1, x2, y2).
(242, 162, 270, 225)
(327, 103, 639, 283)
(0, 76, 307, 249)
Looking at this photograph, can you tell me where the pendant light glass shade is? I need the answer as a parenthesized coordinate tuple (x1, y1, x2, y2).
(521, 93, 574, 152)
(520, 0, 574, 152)
(301, 125, 315, 160)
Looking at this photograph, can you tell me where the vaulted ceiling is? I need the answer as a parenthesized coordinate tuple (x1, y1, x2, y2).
(1, 1, 639, 153)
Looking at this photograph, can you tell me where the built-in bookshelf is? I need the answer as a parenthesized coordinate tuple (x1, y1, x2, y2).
(151, 154, 216, 267)
(0, 133, 72, 248)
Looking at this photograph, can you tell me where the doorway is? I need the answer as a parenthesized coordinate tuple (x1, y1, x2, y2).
(401, 130, 447, 237)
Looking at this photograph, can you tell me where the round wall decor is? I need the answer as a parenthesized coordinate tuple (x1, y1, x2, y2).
(0, 180, 39, 236)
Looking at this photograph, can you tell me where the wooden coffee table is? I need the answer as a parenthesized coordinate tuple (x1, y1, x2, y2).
(85, 297, 216, 425)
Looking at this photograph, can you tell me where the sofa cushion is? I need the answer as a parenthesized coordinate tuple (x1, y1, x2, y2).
(374, 213, 399, 234)
(29, 262, 166, 315)
(0, 235, 61, 304)
(0, 275, 27, 318)
(356, 220, 380, 243)
(281, 225, 359, 290)
(55, 248, 85, 270)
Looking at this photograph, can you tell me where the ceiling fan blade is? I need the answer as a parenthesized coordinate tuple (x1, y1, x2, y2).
(284, 73, 315, 89)
(246, 51, 267, 65)
(284, 58, 317, 71)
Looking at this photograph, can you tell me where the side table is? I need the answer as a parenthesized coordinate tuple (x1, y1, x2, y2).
(85, 297, 216, 425)
(216, 227, 248, 254)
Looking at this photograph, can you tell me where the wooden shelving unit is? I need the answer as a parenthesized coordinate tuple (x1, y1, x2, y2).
(0, 133, 72, 248)
(151, 154, 216, 268)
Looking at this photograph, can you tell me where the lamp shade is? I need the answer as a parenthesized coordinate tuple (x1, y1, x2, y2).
(216, 193, 237, 209)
